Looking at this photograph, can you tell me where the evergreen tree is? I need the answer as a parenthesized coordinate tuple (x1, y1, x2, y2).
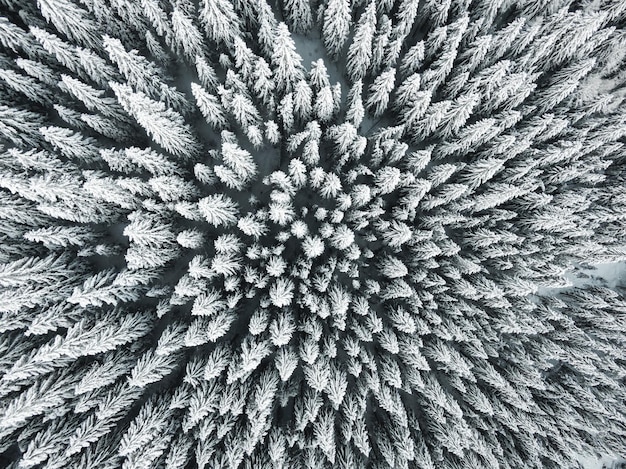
(38, 0, 99, 48)
(346, 80, 365, 128)
(283, 0, 313, 33)
(218, 130, 258, 187)
(198, 194, 239, 227)
(200, 0, 243, 47)
(366, 67, 395, 116)
(191, 82, 229, 129)
(321, 0, 351, 60)
(111, 82, 200, 157)
(346, 1, 376, 82)
(271, 23, 305, 94)
(171, 2, 205, 61)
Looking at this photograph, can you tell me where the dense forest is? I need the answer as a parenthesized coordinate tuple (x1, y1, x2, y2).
(0, 0, 625, 467)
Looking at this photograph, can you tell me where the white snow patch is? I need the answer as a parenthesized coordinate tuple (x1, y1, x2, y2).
(537, 261, 626, 295)
(564, 261, 626, 289)
(578, 453, 625, 469)
(291, 31, 347, 89)
(289, 30, 391, 136)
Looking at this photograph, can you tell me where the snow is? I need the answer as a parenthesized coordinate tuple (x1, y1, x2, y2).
(537, 261, 626, 296)
(566, 261, 626, 289)
(290, 29, 385, 134)
(579, 453, 625, 469)
(291, 31, 345, 88)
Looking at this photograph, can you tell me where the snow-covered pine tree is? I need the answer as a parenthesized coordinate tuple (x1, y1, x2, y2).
(271, 22, 305, 94)
(321, 0, 351, 60)
(110, 82, 200, 158)
(346, 1, 376, 82)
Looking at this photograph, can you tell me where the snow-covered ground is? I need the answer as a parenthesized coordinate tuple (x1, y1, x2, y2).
(565, 261, 626, 289)
(291, 30, 346, 90)
(537, 261, 626, 296)
(579, 453, 625, 469)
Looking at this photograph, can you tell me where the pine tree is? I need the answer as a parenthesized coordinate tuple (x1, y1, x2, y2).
(219, 131, 257, 187)
(0, 68, 53, 105)
(346, 1, 376, 82)
(200, 0, 243, 47)
(40, 126, 100, 163)
(269, 278, 295, 307)
(198, 194, 239, 227)
(315, 85, 335, 122)
(293, 80, 313, 121)
(271, 23, 305, 94)
(283, 0, 313, 33)
(191, 82, 228, 129)
(321, 0, 351, 60)
(171, 3, 205, 61)
(38, 0, 99, 48)
(110, 82, 200, 157)
(366, 68, 396, 116)
(345, 80, 365, 128)
(103, 35, 187, 111)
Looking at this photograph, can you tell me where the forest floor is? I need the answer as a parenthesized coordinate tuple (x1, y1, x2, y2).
(579, 453, 625, 469)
